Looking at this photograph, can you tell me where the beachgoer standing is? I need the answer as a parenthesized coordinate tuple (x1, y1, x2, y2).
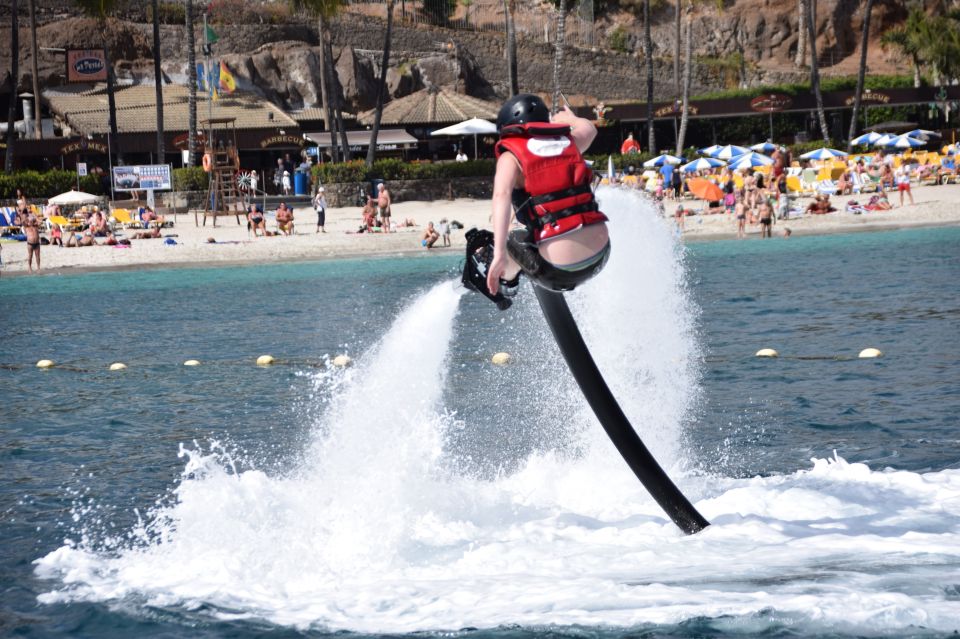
(895, 165, 914, 207)
(250, 170, 259, 194)
(376, 183, 392, 233)
(274, 159, 284, 194)
(438, 217, 451, 246)
(314, 187, 327, 233)
(23, 208, 41, 272)
(281, 171, 292, 196)
(620, 133, 640, 154)
(757, 200, 774, 239)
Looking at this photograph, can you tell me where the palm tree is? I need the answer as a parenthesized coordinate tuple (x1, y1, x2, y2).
(75, 0, 121, 160)
(551, 0, 567, 113)
(674, 0, 681, 96)
(152, 0, 165, 162)
(366, 0, 395, 166)
(644, 0, 655, 154)
(292, 0, 346, 161)
(880, 8, 925, 88)
(675, 1, 692, 155)
(503, 0, 518, 96)
(5, 0, 18, 172)
(847, 0, 874, 149)
(186, 0, 197, 165)
(795, 0, 807, 68)
(28, 0, 41, 139)
(806, 0, 829, 142)
(323, 26, 351, 161)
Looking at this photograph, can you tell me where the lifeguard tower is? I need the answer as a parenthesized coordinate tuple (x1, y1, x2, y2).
(197, 117, 243, 226)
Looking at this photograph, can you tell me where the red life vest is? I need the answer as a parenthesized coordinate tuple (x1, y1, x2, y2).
(495, 122, 607, 243)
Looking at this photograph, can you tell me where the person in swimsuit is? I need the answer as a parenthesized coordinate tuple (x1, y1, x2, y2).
(376, 183, 392, 233)
(757, 200, 774, 239)
(248, 205, 266, 237)
(23, 208, 41, 272)
(314, 187, 327, 233)
(734, 189, 747, 239)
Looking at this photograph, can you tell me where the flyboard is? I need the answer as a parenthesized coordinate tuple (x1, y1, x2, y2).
(463, 229, 710, 535)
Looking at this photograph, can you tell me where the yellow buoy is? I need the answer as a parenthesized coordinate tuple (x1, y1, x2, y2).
(183, 359, 201, 367)
(755, 348, 779, 358)
(36, 359, 55, 369)
(109, 362, 127, 371)
(858, 348, 883, 359)
(256, 355, 275, 366)
(491, 352, 512, 365)
(332, 354, 352, 368)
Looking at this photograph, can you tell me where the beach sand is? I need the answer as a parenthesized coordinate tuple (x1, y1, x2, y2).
(3, 183, 959, 275)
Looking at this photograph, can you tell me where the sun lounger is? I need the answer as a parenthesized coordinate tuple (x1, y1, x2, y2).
(111, 209, 142, 229)
(816, 180, 838, 195)
(48, 215, 83, 233)
(786, 175, 805, 194)
(0, 210, 22, 235)
(800, 168, 818, 192)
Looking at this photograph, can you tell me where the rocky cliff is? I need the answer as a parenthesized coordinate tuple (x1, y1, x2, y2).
(0, 0, 917, 113)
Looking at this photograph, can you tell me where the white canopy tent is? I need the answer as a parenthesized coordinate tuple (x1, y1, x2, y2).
(430, 118, 498, 159)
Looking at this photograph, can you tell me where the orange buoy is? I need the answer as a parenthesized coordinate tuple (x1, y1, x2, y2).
(202, 153, 213, 172)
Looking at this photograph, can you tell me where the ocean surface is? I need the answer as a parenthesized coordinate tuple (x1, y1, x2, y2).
(1, 188, 958, 638)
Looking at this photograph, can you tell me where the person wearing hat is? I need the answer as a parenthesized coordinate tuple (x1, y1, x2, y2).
(281, 170, 292, 196)
(314, 186, 327, 233)
(475, 94, 609, 304)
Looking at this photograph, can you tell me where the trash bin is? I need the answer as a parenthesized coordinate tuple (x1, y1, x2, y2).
(294, 170, 309, 196)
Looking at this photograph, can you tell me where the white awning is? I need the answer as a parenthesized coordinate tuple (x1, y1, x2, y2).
(303, 129, 419, 150)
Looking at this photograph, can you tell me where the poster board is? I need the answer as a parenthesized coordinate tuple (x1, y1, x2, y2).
(112, 165, 173, 192)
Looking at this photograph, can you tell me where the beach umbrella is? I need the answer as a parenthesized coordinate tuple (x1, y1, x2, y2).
(686, 177, 724, 202)
(851, 131, 883, 146)
(711, 144, 751, 160)
(680, 157, 725, 173)
(430, 117, 498, 159)
(799, 147, 848, 160)
(885, 133, 925, 149)
(727, 151, 774, 171)
(642, 153, 684, 167)
(699, 144, 723, 156)
(872, 134, 895, 147)
(48, 190, 99, 206)
(750, 142, 777, 153)
(904, 129, 940, 140)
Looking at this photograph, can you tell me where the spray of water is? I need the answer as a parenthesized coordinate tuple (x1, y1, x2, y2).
(34, 191, 960, 635)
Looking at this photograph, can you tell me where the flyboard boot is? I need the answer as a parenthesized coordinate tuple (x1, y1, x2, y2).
(461, 228, 519, 311)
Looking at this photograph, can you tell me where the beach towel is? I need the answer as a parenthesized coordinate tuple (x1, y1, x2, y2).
(164, 238, 177, 245)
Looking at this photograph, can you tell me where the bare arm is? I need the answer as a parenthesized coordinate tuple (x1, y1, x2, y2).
(550, 105, 597, 153)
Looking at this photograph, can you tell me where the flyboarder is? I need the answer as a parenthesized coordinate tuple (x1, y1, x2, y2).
(463, 95, 610, 309)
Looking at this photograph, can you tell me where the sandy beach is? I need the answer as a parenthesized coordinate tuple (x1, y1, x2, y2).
(3, 183, 959, 275)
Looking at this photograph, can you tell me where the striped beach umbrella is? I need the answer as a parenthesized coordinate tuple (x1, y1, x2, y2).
(680, 157, 726, 173)
(904, 129, 940, 140)
(749, 142, 778, 153)
(711, 144, 751, 160)
(872, 134, 895, 147)
(643, 153, 684, 168)
(885, 134, 925, 149)
(799, 147, 848, 160)
(850, 131, 883, 146)
(699, 144, 723, 156)
(727, 152, 775, 171)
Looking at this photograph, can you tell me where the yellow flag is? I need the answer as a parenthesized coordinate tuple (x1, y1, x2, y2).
(219, 61, 236, 93)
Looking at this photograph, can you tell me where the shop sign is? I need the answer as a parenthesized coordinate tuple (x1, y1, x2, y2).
(348, 144, 399, 152)
(260, 134, 306, 148)
(844, 92, 890, 106)
(67, 49, 108, 83)
(172, 132, 207, 150)
(654, 103, 699, 117)
(60, 139, 108, 155)
(750, 94, 793, 112)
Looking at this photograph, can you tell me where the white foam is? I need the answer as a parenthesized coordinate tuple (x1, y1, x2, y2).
(34, 195, 960, 635)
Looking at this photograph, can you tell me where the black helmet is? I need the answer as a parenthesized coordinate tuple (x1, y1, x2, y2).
(497, 94, 550, 131)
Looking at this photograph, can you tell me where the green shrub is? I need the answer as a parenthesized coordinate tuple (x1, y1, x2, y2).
(172, 167, 209, 192)
(0, 170, 103, 200)
(694, 75, 916, 101)
(608, 26, 631, 54)
(312, 158, 496, 185)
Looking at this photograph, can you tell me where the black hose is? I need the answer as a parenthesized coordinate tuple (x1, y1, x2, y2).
(533, 286, 710, 535)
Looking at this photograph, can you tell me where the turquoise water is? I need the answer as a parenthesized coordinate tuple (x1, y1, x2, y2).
(1, 221, 959, 638)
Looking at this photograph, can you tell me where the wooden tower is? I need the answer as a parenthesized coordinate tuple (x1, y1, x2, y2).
(198, 117, 242, 226)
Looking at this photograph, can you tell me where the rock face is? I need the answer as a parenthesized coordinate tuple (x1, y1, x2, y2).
(0, 0, 912, 107)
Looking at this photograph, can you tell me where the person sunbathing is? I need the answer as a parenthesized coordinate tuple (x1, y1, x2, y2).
(805, 194, 835, 214)
(131, 226, 162, 240)
(247, 205, 266, 237)
(66, 232, 97, 247)
(837, 171, 852, 195)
